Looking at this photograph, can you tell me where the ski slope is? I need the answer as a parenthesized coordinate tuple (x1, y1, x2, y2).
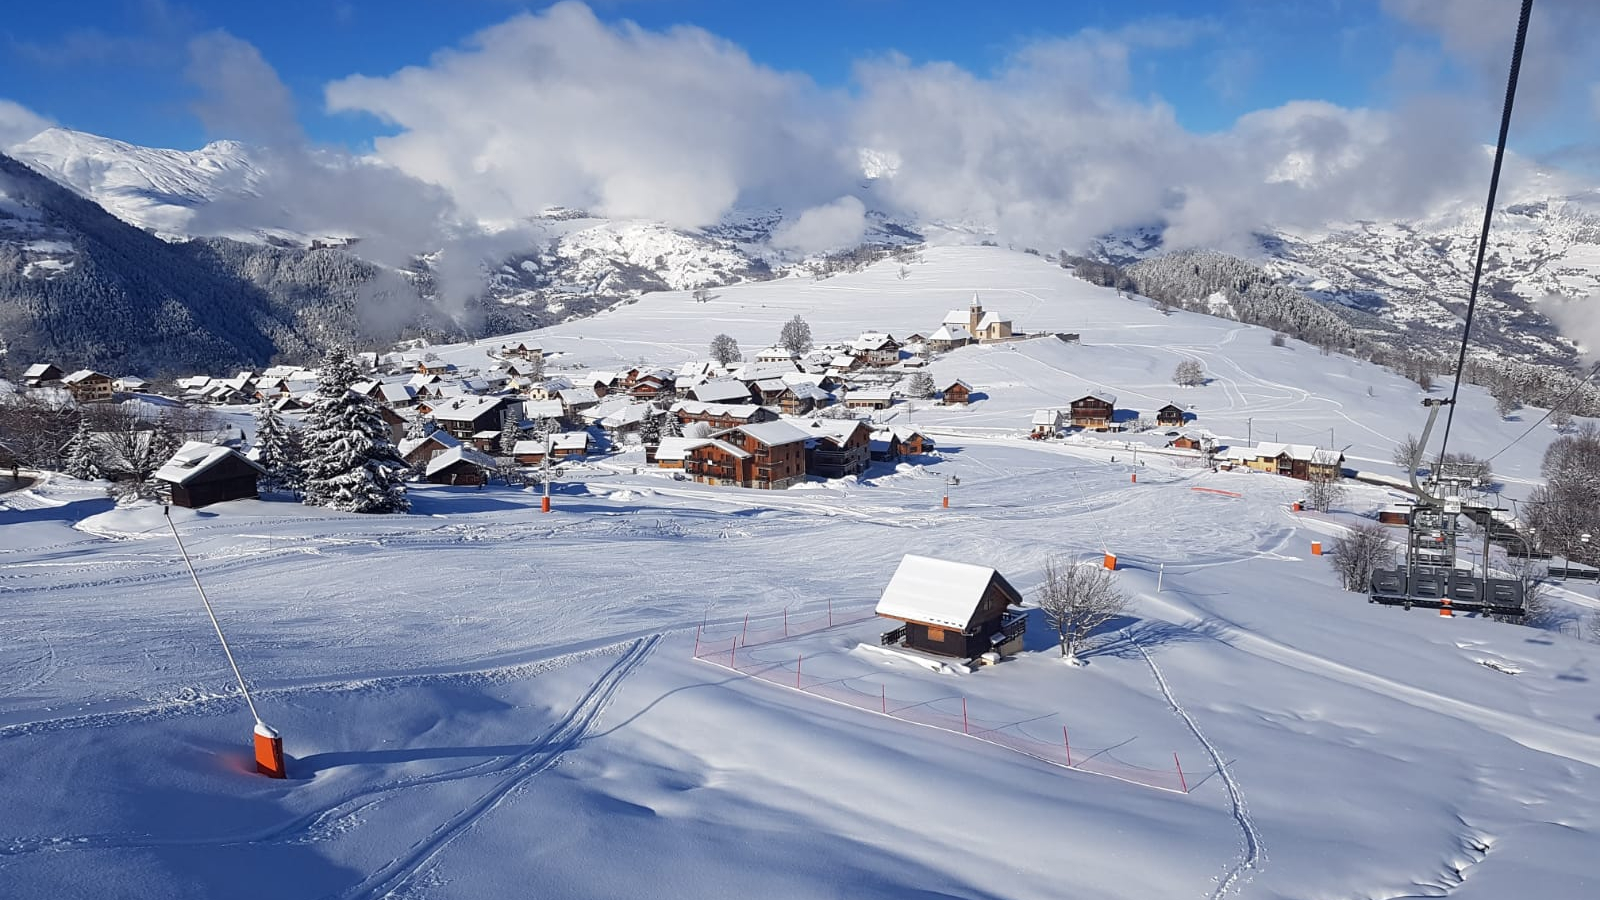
(2, 247, 1597, 899)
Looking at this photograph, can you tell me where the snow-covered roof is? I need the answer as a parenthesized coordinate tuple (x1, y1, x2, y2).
(687, 380, 752, 404)
(1072, 392, 1117, 407)
(943, 379, 972, 391)
(376, 383, 417, 403)
(875, 555, 1021, 630)
(524, 399, 565, 420)
(425, 446, 497, 477)
(430, 396, 508, 423)
(976, 311, 1009, 330)
(511, 439, 548, 455)
(846, 388, 896, 402)
(399, 430, 461, 458)
(754, 378, 788, 393)
(654, 436, 712, 461)
(63, 369, 109, 384)
(851, 332, 897, 352)
(670, 400, 766, 419)
(557, 387, 600, 406)
(803, 419, 868, 444)
(693, 438, 751, 459)
(154, 441, 265, 486)
(1253, 442, 1342, 463)
(942, 309, 971, 326)
(22, 363, 57, 378)
(729, 420, 811, 447)
(929, 324, 972, 342)
(550, 432, 590, 451)
(472, 430, 503, 440)
(600, 403, 650, 428)
(1032, 409, 1064, 425)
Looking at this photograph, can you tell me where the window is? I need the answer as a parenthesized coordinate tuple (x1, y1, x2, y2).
(925, 625, 945, 641)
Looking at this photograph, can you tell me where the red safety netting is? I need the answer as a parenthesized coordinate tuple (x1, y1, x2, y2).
(693, 624, 1190, 795)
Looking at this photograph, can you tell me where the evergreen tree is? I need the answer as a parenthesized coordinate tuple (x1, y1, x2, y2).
(63, 415, 100, 481)
(905, 372, 937, 399)
(499, 409, 523, 456)
(301, 347, 410, 513)
(253, 397, 303, 494)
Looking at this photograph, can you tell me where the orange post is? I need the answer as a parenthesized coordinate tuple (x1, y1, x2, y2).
(1292, 502, 1302, 512)
(541, 496, 551, 513)
(1103, 552, 1117, 571)
(1440, 599, 1453, 618)
(1131, 472, 1137, 484)
(1310, 541, 1322, 556)
(942, 494, 949, 508)
(254, 722, 285, 779)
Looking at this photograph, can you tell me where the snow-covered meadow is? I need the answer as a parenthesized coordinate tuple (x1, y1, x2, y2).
(3, 247, 1597, 899)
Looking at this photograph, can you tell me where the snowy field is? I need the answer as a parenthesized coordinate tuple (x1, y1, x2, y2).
(3, 247, 1598, 899)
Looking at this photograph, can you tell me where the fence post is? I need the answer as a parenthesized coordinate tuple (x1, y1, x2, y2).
(741, 613, 749, 645)
(731, 636, 737, 669)
(827, 598, 833, 627)
(796, 654, 802, 689)
(694, 622, 701, 658)
(1175, 752, 1187, 793)
(962, 697, 969, 734)
(881, 684, 887, 715)
(1063, 725, 1072, 766)
(783, 606, 788, 637)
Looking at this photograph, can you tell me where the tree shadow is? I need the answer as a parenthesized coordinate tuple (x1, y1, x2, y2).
(292, 744, 531, 776)
(1090, 616, 1234, 661)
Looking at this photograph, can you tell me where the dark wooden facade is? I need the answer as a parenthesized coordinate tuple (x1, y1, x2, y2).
(897, 577, 1022, 658)
(940, 382, 972, 405)
(426, 460, 488, 486)
(1156, 404, 1185, 427)
(806, 423, 871, 479)
(726, 428, 807, 489)
(1069, 395, 1115, 430)
(167, 455, 260, 508)
(686, 442, 752, 486)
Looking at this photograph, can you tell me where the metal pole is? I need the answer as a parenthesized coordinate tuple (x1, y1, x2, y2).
(164, 507, 262, 725)
(1247, 418, 1251, 445)
(1158, 562, 1165, 593)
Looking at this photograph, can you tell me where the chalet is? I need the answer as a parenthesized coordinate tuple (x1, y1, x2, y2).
(876, 555, 1027, 660)
(499, 341, 543, 362)
(372, 383, 419, 408)
(869, 430, 903, 462)
(939, 380, 973, 406)
(750, 378, 789, 406)
(399, 430, 462, 469)
(62, 370, 115, 403)
(843, 388, 897, 411)
(851, 333, 902, 367)
(803, 419, 872, 478)
(926, 324, 973, 352)
(1246, 443, 1344, 481)
(1167, 434, 1205, 451)
(775, 383, 831, 416)
(557, 387, 601, 417)
(21, 363, 64, 387)
(627, 372, 674, 399)
(415, 359, 455, 376)
(755, 346, 799, 364)
(550, 432, 591, 458)
(682, 439, 754, 486)
(651, 436, 710, 469)
(154, 442, 266, 508)
(671, 401, 778, 431)
(113, 376, 149, 393)
(425, 446, 497, 486)
(1031, 409, 1065, 438)
(523, 398, 567, 425)
(1068, 393, 1117, 431)
(686, 380, 754, 405)
(511, 439, 548, 465)
(376, 406, 409, 445)
(598, 402, 651, 441)
(430, 396, 523, 442)
(828, 353, 864, 376)
(718, 420, 811, 489)
(890, 426, 934, 456)
(525, 377, 574, 400)
(1155, 403, 1187, 427)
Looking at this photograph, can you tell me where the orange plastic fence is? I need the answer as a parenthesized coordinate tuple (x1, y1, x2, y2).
(1190, 487, 1242, 498)
(694, 619, 1189, 795)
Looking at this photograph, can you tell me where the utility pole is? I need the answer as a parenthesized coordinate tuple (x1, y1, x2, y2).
(1247, 417, 1252, 445)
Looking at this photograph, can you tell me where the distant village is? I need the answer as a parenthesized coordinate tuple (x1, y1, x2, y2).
(1, 295, 1347, 507)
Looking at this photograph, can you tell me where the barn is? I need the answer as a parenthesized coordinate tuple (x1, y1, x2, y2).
(154, 442, 266, 508)
(875, 555, 1027, 660)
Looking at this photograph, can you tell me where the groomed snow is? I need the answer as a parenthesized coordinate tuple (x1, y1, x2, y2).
(2, 247, 1597, 899)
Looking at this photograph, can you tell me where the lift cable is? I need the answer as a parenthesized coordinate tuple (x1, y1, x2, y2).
(1435, 0, 1535, 465)
(1483, 360, 1600, 465)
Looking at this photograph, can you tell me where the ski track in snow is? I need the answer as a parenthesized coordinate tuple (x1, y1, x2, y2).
(335, 634, 660, 900)
(1131, 632, 1263, 899)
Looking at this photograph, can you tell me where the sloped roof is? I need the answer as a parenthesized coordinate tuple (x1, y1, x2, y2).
(930, 324, 972, 342)
(976, 311, 1009, 330)
(670, 400, 766, 419)
(154, 441, 266, 486)
(63, 369, 110, 384)
(23, 363, 59, 378)
(399, 430, 461, 458)
(430, 396, 508, 422)
(524, 399, 566, 419)
(729, 419, 812, 447)
(691, 438, 751, 459)
(550, 432, 590, 451)
(655, 436, 712, 461)
(425, 446, 497, 477)
(875, 555, 1022, 630)
(1032, 409, 1064, 425)
(512, 439, 548, 455)
(1072, 392, 1117, 407)
(687, 380, 753, 404)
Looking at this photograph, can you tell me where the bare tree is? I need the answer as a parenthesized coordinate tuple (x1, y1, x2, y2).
(709, 333, 741, 366)
(1034, 558, 1128, 665)
(904, 372, 936, 399)
(1302, 469, 1346, 512)
(1437, 451, 1492, 487)
(1502, 556, 1552, 627)
(1330, 522, 1394, 592)
(1392, 433, 1423, 472)
(778, 315, 813, 357)
(1173, 359, 1205, 387)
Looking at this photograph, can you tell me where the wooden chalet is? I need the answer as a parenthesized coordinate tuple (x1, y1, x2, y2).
(22, 363, 65, 387)
(549, 432, 591, 458)
(430, 396, 522, 442)
(1068, 393, 1116, 431)
(154, 442, 265, 508)
(1168, 435, 1203, 451)
(415, 359, 455, 375)
(869, 430, 903, 462)
(754, 346, 799, 364)
(843, 388, 897, 410)
(62, 370, 115, 403)
(683, 439, 754, 486)
(851, 333, 902, 367)
(803, 420, 872, 479)
(399, 430, 462, 468)
(511, 439, 548, 465)
(1155, 403, 1186, 427)
(876, 555, 1027, 659)
(939, 380, 973, 405)
(750, 378, 789, 406)
(890, 426, 933, 456)
(685, 380, 755, 405)
(1245, 443, 1344, 481)
(425, 446, 496, 486)
(716, 421, 811, 489)
(499, 341, 543, 362)
(775, 383, 830, 416)
(671, 401, 778, 430)
(113, 376, 149, 393)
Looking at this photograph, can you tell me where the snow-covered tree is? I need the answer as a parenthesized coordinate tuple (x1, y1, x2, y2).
(1034, 558, 1127, 664)
(905, 372, 936, 399)
(499, 409, 522, 456)
(300, 346, 410, 514)
(405, 413, 433, 441)
(779, 316, 813, 357)
(710, 333, 741, 366)
(63, 415, 99, 481)
(253, 398, 303, 494)
(658, 407, 682, 438)
(1173, 359, 1205, 387)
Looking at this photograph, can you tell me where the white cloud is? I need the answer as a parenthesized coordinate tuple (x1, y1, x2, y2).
(185, 30, 302, 147)
(324, 1, 854, 229)
(0, 99, 53, 150)
(771, 196, 867, 255)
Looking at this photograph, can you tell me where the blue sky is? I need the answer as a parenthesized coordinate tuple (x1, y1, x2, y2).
(1, 0, 1569, 153)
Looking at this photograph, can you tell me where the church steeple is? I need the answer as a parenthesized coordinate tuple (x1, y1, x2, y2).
(969, 294, 983, 335)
